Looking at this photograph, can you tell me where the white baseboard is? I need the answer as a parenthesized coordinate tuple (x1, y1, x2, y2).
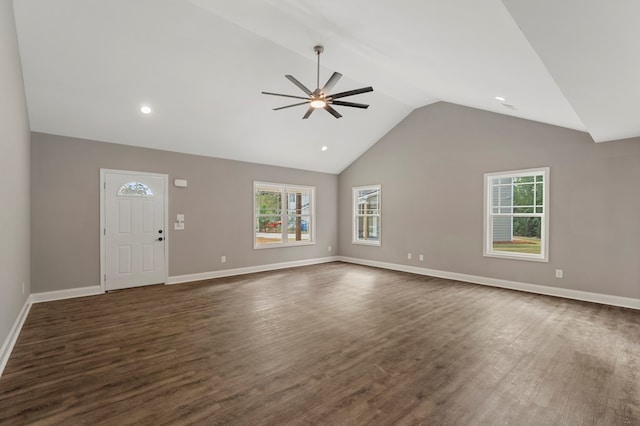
(31, 286, 103, 303)
(0, 295, 32, 378)
(168, 256, 340, 285)
(338, 256, 640, 310)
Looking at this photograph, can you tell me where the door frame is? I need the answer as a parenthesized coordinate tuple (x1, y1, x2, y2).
(100, 168, 169, 293)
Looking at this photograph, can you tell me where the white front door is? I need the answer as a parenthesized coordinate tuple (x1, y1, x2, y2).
(103, 171, 167, 291)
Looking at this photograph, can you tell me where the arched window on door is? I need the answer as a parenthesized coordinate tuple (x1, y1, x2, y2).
(117, 182, 154, 197)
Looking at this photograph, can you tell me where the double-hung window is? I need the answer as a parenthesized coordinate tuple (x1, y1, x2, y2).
(254, 182, 315, 248)
(353, 185, 381, 245)
(484, 167, 549, 261)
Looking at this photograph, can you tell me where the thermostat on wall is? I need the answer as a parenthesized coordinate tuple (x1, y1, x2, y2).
(174, 179, 188, 187)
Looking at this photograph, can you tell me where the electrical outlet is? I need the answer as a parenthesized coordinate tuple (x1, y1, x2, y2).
(407, 253, 412, 260)
(555, 269, 563, 278)
(419, 254, 424, 261)
(221, 256, 226, 263)
(328, 246, 332, 252)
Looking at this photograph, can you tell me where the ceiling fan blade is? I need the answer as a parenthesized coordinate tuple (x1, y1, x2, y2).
(273, 101, 310, 111)
(329, 86, 374, 100)
(330, 100, 369, 109)
(302, 107, 314, 119)
(262, 91, 310, 101)
(324, 105, 342, 119)
(285, 75, 313, 96)
(321, 72, 342, 93)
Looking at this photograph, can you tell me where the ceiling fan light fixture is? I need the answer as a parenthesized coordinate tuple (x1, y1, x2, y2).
(310, 99, 327, 108)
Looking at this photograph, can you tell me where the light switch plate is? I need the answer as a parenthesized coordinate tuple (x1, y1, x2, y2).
(175, 213, 185, 230)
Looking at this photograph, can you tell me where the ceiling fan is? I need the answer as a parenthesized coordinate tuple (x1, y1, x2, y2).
(262, 45, 373, 119)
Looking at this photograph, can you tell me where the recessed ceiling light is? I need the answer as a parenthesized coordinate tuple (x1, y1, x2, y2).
(321, 146, 328, 151)
(495, 96, 506, 102)
(140, 105, 152, 114)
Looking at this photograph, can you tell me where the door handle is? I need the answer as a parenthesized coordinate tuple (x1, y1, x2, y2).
(156, 237, 164, 241)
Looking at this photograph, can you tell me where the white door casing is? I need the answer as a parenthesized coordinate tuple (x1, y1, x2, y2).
(101, 170, 168, 291)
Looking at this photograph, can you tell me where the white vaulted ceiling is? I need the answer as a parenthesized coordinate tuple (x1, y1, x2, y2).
(12, 0, 640, 173)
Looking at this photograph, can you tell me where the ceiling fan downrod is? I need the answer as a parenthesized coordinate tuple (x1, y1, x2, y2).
(314, 45, 324, 91)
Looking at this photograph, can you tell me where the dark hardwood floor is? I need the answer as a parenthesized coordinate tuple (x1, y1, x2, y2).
(0, 262, 638, 425)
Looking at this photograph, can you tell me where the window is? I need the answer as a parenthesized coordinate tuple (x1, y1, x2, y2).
(254, 182, 315, 248)
(484, 167, 549, 261)
(117, 182, 153, 197)
(353, 185, 381, 245)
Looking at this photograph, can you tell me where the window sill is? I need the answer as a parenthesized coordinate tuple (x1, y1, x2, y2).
(484, 251, 548, 262)
(352, 240, 381, 247)
(254, 241, 316, 250)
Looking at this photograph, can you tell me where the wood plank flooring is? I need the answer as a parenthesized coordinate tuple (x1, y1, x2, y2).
(0, 262, 638, 425)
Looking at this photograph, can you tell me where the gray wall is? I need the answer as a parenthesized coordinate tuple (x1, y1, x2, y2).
(31, 133, 338, 293)
(339, 102, 640, 299)
(0, 0, 31, 346)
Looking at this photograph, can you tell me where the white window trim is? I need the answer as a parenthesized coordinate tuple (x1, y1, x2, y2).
(352, 184, 382, 246)
(253, 181, 316, 249)
(483, 167, 549, 262)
